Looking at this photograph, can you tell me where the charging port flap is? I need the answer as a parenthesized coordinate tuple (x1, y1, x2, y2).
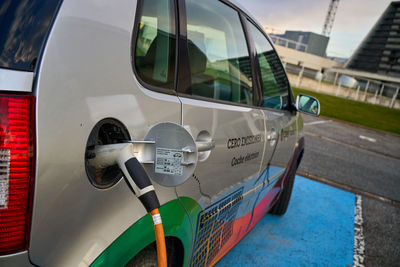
(143, 122, 197, 187)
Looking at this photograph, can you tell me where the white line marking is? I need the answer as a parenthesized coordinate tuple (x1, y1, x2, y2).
(359, 135, 376, 143)
(304, 120, 331, 126)
(354, 195, 365, 267)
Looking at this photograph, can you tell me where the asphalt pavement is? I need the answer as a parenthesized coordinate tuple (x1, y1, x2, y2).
(218, 176, 355, 267)
(299, 114, 400, 267)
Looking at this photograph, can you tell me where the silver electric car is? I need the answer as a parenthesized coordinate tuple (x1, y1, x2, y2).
(0, 0, 319, 266)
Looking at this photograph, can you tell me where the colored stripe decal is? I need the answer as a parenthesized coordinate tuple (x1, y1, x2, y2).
(90, 197, 202, 267)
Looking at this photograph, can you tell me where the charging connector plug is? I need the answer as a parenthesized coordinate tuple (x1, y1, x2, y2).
(89, 143, 159, 209)
(88, 143, 166, 267)
(124, 157, 159, 212)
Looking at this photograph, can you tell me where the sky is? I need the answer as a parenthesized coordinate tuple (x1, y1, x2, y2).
(236, 0, 394, 58)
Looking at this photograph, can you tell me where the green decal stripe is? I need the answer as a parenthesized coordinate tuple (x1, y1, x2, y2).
(90, 197, 202, 267)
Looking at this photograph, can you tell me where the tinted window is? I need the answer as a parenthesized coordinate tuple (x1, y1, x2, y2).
(0, 0, 62, 71)
(185, 0, 253, 105)
(134, 0, 176, 90)
(247, 21, 289, 109)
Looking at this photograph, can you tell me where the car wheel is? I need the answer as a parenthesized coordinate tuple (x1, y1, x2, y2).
(269, 167, 296, 215)
(125, 238, 183, 267)
(126, 242, 157, 267)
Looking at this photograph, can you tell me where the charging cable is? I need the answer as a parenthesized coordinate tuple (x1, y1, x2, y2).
(89, 143, 167, 267)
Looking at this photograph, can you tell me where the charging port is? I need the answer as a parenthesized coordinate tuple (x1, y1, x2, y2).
(85, 119, 131, 189)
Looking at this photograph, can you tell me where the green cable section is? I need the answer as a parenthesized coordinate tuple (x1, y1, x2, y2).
(90, 197, 202, 267)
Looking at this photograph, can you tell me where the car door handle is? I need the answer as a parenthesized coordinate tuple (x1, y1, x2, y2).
(196, 140, 215, 152)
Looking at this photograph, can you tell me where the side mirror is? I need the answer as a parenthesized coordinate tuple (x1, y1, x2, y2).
(296, 94, 320, 116)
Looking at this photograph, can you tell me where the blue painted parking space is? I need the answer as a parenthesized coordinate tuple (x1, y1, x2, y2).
(217, 176, 355, 267)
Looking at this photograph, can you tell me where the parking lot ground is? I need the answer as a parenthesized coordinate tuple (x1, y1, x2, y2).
(299, 114, 400, 267)
(300, 114, 400, 203)
(362, 196, 400, 266)
(217, 176, 355, 267)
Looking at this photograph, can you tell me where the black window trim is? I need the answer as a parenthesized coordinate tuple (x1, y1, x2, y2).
(239, 12, 263, 107)
(131, 0, 179, 96)
(176, 0, 192, 95)
(32, 0, 64, 95)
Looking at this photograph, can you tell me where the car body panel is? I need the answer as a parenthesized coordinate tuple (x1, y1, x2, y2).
(177, 97, 265, 201)
(91, 134, 303, 267)
(0, 251, 34, 266)
(90, 135, 304, 267)
(210, 136, 304, 265)
(0, 69, 33, 92)
(175, 94, 266, 266)
(0, 0, 306, 266)
(30, 0, 182, 266)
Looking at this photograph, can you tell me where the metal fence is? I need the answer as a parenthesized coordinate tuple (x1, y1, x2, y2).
(283, 62, 400, 109)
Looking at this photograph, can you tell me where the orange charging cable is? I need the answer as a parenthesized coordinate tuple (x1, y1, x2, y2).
(150, 209, 167, 267)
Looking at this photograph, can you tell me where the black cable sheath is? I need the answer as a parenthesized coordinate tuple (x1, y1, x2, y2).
(139, 191, 160, 212)
(125, 157, 153, 189)
(124, 157, 160, 212)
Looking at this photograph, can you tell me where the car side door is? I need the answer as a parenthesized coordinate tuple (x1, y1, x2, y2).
(243, 19, 300, 228)
(174, 0, 266, 265)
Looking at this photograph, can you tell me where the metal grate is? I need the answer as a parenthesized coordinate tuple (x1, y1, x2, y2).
(190, 188, 243, 267)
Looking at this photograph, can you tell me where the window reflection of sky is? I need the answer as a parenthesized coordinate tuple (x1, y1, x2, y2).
(0, 0, 60, 71)
(185, 0, 255, 105)
(187, 0, 249, 63)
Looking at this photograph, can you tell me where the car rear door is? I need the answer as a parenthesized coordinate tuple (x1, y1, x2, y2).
(174, 0, 266, 265)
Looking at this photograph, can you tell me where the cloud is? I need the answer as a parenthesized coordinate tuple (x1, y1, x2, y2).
(237, 0, 394, 57)
(238, 0, 328, 33)
(337, 1, 388, 29)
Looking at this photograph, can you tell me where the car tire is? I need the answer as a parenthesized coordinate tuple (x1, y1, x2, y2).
(126, 242, 157, 267)
(269, 167, 296, 215)
(125, 238, 182, 267)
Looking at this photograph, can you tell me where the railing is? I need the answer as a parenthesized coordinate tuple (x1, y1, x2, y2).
(282, 62, 400, 109)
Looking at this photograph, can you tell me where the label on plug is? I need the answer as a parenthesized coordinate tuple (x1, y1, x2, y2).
(155, 148, 183, 175)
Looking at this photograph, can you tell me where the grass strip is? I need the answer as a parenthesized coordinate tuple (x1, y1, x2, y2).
(292, 87, 400, 135)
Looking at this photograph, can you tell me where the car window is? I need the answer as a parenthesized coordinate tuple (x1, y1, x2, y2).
(134, 0, 176, 90)
(247, 21, 289, 110)
(0, 0, 62, 71)
(184, 0, 253, 105)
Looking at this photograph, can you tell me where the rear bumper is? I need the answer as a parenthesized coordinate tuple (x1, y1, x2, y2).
(0, 251, 35, 266)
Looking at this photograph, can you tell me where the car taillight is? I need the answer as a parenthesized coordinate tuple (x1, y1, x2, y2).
(0, 95, 34, 255)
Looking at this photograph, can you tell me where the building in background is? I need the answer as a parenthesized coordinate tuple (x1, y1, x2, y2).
(345, 1, 400, 78)
(276, 31, 330, 57)
(266, 1, 400, 108)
